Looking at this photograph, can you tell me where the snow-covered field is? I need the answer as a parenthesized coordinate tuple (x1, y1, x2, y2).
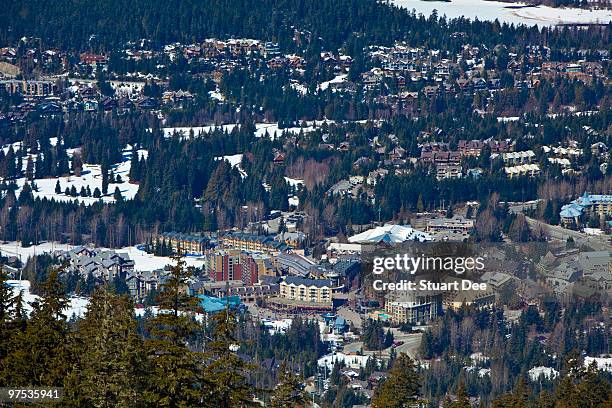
(215, 154, 247, 178)
(7, 280, 207, 322)
(289, 81, 308, 95)
(7, 280, 89, 319)
(284, 177, 304, 189)
(318, 352, 371, 369)
(392, 0, 611, 26)
(160, 121, 331, 140)
(262, 318, 293, 334)
(584, 356, 612, 373)
(1, 143, 147, 206)
(319, 74, 348, 92)
(208, 89, 226, 102)
(0, 242, 206, 272)
(528, 366, 559, 380)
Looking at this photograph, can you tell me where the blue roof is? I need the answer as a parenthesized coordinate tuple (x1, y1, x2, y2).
(560, 203, 583, 218)
(197, 295, 241, 313)
(560, 193, 612, 219)
(335, 316, 347, 327)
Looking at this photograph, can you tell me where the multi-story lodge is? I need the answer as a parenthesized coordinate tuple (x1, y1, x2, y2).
(436, 163, 462, 180)
(501, 150, 536, 165)
(192, 280, 279, 303)
(457, 139, 511, 157)
(278, 276, 341, 305)
(57, 246, 135, 283)
(222, 232, 289, 253)
(0, 79, 57, 97)
(154, 232, 210, 255)
(203, 249, 274, 285)
(426, 216, 474, 239)
(560, 193, 612, 228)
(126, 270, 166, 300)
(384, 290, 442, 324)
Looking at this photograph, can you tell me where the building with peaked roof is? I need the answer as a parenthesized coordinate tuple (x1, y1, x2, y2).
(501, 150, 536, 165)
(504, 163, 540, 178)
(58, 246, 134, 282)
(276, 252, 316, 277)
(197, 294, 241, 313)
(277, 276, 343, 306)
(154, 232, 210, 255)
(348, 224, 432, 244)
(560, 193, 612, 228)
(222, 232, 288, 253)
(126, 269, 165, 300)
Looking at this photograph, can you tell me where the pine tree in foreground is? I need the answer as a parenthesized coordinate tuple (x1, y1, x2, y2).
(0, 265, 14, 376)
(203, 309, 258, 408)
(1, 269, 71, 391)
(64, 288, 148, 408)
(144, 256, 206, 408)
(268, 363, 307, 408)
(443, 381, 471, 408)
(371, 353, 422, 408)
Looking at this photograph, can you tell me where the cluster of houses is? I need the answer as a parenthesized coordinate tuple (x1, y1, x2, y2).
(538, 249, 612, 295)
(57, 246, 135, 282)
(361, 42, 607, 116)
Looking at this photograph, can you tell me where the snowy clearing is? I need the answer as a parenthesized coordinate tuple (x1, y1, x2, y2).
(4, 146, 147, 205)
(392, 0, 611, 26)
(7, 280, 89, 319)
(284, 177, 304, 188)
(214, 154, 247, 178)
(0, 242, 206, 272)
(318, 74, 348, 92)
(159, 121, 330, 140)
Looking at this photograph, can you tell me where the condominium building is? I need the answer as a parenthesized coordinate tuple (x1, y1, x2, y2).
(205, 249, 244, 282)
(427, 216, 474, 234)
(0, 79, 57, 97)
(501, 150, 536, 165)
(154, 232, 210, 255)
(204, 250, 275, 285)
(222, 232, 288, 253)
(279, 276, 339, 305)
(436, 163, 462, 180)
(560, 193, 612, 228)
(504, 163, 540, 178)
(384, 290, 442, 324)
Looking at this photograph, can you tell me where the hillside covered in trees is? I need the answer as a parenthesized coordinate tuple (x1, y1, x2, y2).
(2, 0, 610, 51)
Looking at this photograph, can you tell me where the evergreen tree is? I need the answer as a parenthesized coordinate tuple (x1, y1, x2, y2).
(64, 289, 148, 408)
(1, 269, 71, 388)
(443, 382, 471, 408)
(269, 363, 307, 408)
(203, 309, 257, 408)
(0, 265, 14, 365)
(113, 186, 123, 202)
(25, 156, 34, 180)
(102, 161, 110, 195)
(371, 354, 421, 408)
(144, 256, 205, 407)
(383, 329, 394, 349)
